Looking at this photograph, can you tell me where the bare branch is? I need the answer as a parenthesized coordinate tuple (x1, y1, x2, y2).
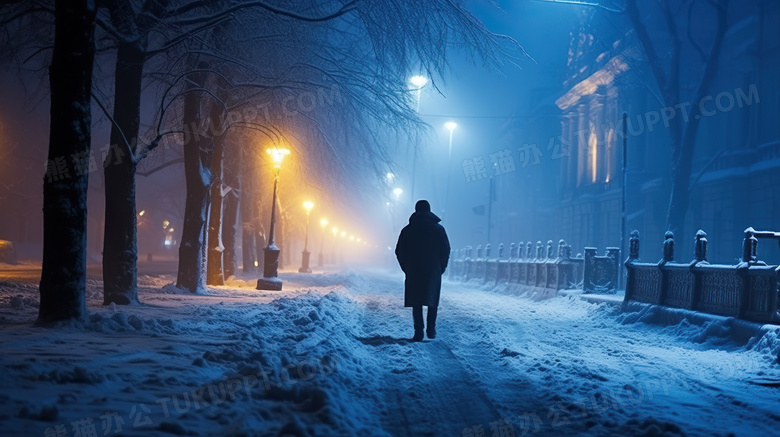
(137, 157, 184, 177)
(90, 90, 136, 162)
(168, 0, 359, 27)
(532, 0, 624, 13)
(687, 0, 707, 62)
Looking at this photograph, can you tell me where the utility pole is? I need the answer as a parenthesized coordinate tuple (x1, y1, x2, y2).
(620, 112, 628, 290)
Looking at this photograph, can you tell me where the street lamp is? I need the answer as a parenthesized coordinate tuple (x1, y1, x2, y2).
(443, 121, 457, 219)
(318, 218, 328, 267)
(409, 75, 428, 113)
(298, 201, 314, 273)
(392, 187, 403, 201)
(409, 75, 428, 201)
(257, 146, 290, 291)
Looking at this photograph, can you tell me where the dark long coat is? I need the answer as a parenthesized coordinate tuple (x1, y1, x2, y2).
(395, 211, 451, 307)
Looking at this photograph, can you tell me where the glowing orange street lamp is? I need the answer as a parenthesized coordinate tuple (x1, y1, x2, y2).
(257, 147, 290, 291)
(318, 218, 328, 267)
(298, 201, 315, 273)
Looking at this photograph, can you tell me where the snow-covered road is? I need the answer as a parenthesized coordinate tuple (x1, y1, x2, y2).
(1, 269, 779, 436)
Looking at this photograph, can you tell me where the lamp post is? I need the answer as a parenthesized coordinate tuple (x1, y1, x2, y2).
(298, 201, 314, 273)
(257, 147, 290, 291)
(409, 75, 428, 112)
(340, 231, 346, 264)
(444, 121, 457, 219)
(318, 218, 328, 267)
(408, 75, 427, 200)
(331, 226, 338, 264)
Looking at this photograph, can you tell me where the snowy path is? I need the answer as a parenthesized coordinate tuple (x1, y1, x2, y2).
(324, 270, 780, 436)
(1, 268, 780, 436)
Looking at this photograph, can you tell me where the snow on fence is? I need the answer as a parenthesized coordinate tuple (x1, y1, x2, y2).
(583, 247, 620, 294)
(623, 228, 780, 324)
(448, 240, 585, 293)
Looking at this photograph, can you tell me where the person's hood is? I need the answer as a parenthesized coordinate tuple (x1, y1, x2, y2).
(409, 210, 441, 224)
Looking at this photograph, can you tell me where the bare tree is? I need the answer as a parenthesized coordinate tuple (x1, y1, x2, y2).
(625, 0, 729, 236)
(38, 0, 97, 322)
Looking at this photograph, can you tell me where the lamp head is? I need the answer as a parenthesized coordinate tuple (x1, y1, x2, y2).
(409, 75, 428, 89)
(267, 147, 290, 168)
(303, 201, 314, 213)
(445, 121, 458, 131)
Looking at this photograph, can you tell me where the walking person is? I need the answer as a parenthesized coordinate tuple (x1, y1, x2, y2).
(395, 200, 451, 342)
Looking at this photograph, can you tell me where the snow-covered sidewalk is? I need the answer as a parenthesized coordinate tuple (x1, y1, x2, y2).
(1, 269, 779, 436)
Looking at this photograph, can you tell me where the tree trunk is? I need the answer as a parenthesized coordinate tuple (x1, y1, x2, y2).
(240, 157, 256, 273)
(665, 2, 728, 236)
(176, 67, 212, 293)
(206, 135, 225, 285)
(223, 190, 239, 278)
(222, 148, 240, 278)
(39, 0, 97, 323)
(103, 40, 145, 305)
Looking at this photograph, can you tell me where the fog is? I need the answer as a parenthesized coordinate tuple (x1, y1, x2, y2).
(3, 1, 775, 274)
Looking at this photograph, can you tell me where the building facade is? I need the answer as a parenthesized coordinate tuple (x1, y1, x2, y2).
(554, 0, 780, 264)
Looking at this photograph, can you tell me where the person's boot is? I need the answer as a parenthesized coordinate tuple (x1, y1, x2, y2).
(412, 306, 424, 341)
(426, 306, 438, 339)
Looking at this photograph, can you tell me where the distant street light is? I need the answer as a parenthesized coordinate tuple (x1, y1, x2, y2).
(393, 187, 403, 201)
(318, 218, 328, 267)
(299, 201, 314, 273)
(257, 147, 290, 291)
(444, 121, 457, 219)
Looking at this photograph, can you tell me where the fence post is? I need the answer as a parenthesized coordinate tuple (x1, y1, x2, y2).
(662, 231, 675, 264)
(624, 231, 640, 302)
(694, 230, 708, 263)
(690, 230, 707, 310)
(742, 227, 758, 264)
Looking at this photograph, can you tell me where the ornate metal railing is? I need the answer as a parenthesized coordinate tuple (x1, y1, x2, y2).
(448, 240, 585, 294)
(624, 228, 780, 323)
